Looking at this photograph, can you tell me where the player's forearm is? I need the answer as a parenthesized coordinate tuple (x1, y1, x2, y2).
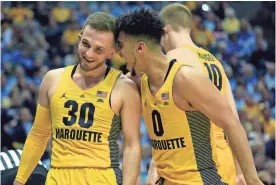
(224, 121, 259, 184)
(15, 104, 51, 184)
(15, 127, 50, 184)
(233, 155, 243, 175)
(122, 144, 141, 185)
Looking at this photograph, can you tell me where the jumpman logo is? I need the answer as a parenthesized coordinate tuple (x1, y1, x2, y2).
(144, 100, 147, 107)
(60, 93, 68, 99)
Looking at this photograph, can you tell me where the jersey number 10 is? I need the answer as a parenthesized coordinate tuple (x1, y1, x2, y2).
(204, 63, 222, 91)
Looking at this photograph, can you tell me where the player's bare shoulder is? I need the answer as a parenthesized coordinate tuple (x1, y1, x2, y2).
(110, 74, 141, 115)
(114, 74, 140, 93)
(43, 67, 66, 99)
(174, 65, 205, 93)
(125, 72, 143, 91)
(44, 67, 65, 83)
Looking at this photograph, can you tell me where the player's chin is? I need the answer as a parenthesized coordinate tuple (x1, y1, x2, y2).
(80, 60, 97, 71)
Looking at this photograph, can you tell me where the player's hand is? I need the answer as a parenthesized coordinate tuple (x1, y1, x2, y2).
(246, 178, 264, 185)
(13, 180, 24, 185)
(145, 163, 159, 185)
(236, 174, 247, 185)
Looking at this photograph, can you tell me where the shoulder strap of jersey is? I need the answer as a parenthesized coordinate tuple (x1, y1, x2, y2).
(104, 67, 121, 87)
(100, 67, 121, 101)
(140, 73, 148, 99)
(164, 60, 183, 86)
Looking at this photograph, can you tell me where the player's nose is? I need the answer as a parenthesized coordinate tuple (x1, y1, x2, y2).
(85, 49, 96, 61)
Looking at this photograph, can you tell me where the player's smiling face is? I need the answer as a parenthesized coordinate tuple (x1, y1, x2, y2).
(78, 25, 115, 71)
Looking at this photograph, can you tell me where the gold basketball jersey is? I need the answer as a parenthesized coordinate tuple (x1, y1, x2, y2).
(141, 60, 227, 185)
(181, 45, 228, 144)
(50, 65, 121, 168)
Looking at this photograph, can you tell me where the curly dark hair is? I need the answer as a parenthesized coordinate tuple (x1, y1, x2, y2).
(116, 8, 165, 46)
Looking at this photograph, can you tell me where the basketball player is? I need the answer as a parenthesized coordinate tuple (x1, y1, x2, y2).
(14, 12, 141, 185)
(116, 8, 263, 185)
(145, 4, 246, 185)
(1, 149, 47, 185)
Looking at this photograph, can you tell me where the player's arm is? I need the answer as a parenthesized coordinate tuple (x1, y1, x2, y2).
(14, 71, 53, 185)
(119, 78, 142, 185)
(174, 67, 263, 185)
(145, 159, 159, 185)
(225, 78, 247, 185)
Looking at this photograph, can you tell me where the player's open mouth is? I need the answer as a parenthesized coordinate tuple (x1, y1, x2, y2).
(83, 56, 94, 63)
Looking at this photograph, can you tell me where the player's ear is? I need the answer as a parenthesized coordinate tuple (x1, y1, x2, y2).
(163, 25, 169, 34)
(78, 30, 83, 43)
(136, 41, 145, 54)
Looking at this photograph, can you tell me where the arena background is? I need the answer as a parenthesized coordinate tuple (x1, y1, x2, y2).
(1, 1, 275, 184)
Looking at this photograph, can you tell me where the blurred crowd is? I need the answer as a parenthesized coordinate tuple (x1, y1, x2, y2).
(1, 1, 275, 184)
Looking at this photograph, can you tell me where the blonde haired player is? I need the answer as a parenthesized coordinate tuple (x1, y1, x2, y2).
(14, 12, 141, 185)
(145, 4, 247, 185)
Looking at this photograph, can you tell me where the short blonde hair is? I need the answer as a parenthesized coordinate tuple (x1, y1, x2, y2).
(159, 3, 192, 31)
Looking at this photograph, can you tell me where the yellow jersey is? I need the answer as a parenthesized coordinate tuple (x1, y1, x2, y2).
(50, 65, 122, 168)
(181, 45, 228, 144)
(141, 60, 227, 185)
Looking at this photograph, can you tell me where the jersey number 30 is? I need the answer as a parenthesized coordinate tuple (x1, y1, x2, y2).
(63, 100, 95, 128)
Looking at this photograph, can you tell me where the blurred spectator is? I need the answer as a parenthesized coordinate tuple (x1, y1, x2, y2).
(51, 2, 71, 24)
(259, 106, 275, 140)
(238, 18, 255, 57)
(203, 12, 217, 32)
(112, 2, 130, 17)
(249, 27, 270, 70)
(264, 63, 275, 90)
(184, 1, 197, 12)
(7, 2, 33, 23)
(227, 33, 245, 57)
(214, 2, 230, 19)
(62, 21, 81, 46)
(213, 22, 228, 43)
(234, 85, 246, 111)
(2, 22, 13, 48)
(192, 20, 215, 48)
(34, 1, 49, 27)
(222, 7, 240, 34)
(77, 2, 90, 26)
(243, 95, 262, 121)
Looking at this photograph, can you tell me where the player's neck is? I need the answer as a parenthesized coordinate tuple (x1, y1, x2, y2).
(76, 64, 107, 79)
(144, 52, 171, 87)
(170, 30, 197, 50)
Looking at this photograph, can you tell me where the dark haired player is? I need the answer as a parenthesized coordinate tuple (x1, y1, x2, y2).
(116, 8, 263, 185)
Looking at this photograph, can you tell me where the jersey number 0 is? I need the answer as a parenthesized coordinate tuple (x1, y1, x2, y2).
(152, 110, 164, 136)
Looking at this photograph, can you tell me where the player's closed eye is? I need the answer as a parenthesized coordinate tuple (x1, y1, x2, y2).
(82, 42, 90, 48)
(95, 48, 104, 54)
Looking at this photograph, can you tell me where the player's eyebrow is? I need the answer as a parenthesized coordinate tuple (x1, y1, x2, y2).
(82, 38, 89, 43)
(82, 38, 105, 49)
